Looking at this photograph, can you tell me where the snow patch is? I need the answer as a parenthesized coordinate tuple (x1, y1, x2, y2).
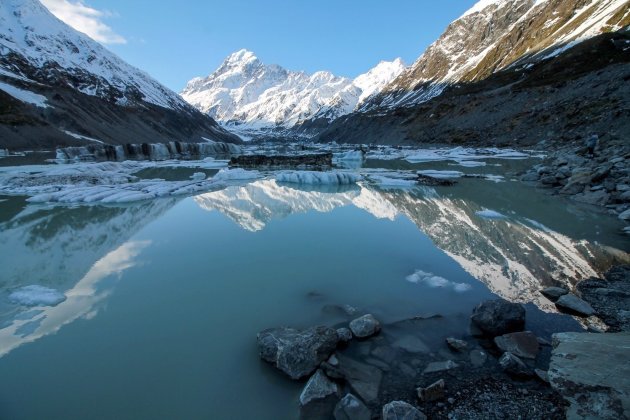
(0, 81, 49, 108)
(476, 209, 507, 219)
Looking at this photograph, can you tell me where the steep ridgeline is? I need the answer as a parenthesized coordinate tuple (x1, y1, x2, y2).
(0, 0, 240, 150)
(317, 0, 630, 145)
(181, 50, 405, 140)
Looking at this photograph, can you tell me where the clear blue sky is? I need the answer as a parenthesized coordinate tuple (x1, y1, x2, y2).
(85, 0, 477, 92)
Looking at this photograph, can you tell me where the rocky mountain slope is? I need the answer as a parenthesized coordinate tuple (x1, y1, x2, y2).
(181, 50, 404, 140)
(310, 0, 630, 145)
(0, 0, 240, 150)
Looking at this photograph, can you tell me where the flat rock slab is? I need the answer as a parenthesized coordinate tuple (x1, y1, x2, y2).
(555, 294, 595, 317)
(549, 332, 630, 419)
(423, 360, 459, 374)
(336, 354, 383, 404)
(494, 331, 540, 359)
(300, 369, 338, 406)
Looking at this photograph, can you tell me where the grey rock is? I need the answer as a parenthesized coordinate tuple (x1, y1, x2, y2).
(445, 337, 468, 352)
(336, 327, 353, 343)
(555, 294, 595, 317)
(469, 349, 488, 367)
(417, 379, 445, 402)
(300, 369, 338, 406)
(257, 326, 339, 379)
(494, 331, 540, 359)
(573, 189, 610, 206)
(470, 299, 526, 337)
(349, 314, 381, 338)
(382, 401, 426, 420)
(336, 354, 383, 403)
(499, 352, 532, 377)
(534, 368, 549, 383)
(392, 335, 430, 354)
(423, 360, 459, 374)
(521, 172, 540, 182)
(549, 332, 630, 419)
(333, 393, 371, 420)
(577, 266, 630, 331)
(540, 286, 569, 301)
(619, 209, 630, 220)
(540, 175, 558, 185)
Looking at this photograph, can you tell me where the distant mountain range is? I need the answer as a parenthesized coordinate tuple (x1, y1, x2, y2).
(180, 50, 405, 140)
(0, 0, 239, 150)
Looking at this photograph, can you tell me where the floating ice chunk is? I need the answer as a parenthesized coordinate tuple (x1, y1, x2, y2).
(417, 170, 464, 179)
(190, 172, 206, 180)
(482, 174, 504, 183)
(406, 270, 471, 293)
(276, 171, 361, 185)
(476, 209, 507, 219)
(213, 168, 261, 181)
(455, 161, 486, 167)
(9, 285, 66, 307)
(336, 150, 365, 161)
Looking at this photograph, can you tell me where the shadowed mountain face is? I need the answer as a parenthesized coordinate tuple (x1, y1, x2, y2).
(0, 0, 240, 150)
(302, 0, 630, 145)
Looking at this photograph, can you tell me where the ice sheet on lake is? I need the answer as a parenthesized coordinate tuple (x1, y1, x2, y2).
(405, 147, 533, 164)
(276, 171, 361, 185)
(406, 270, 472, 293)
(9, 285, 66, 307)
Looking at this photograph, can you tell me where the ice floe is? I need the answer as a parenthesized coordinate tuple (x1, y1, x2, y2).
(213, 168, 262, 181)
(405, 270, 472, 293)
(405, 147, 533, 164)
(276, 171, 361, 185)
(9, 285, 66, 307)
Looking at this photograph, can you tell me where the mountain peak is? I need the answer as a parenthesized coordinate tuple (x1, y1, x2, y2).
(225, 49, 258, 64)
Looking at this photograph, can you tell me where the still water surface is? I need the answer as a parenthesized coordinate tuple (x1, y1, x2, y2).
(0, 157, 627, 419)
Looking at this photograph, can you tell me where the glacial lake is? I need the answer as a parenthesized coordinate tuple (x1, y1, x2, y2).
(0, 150, 628, 419)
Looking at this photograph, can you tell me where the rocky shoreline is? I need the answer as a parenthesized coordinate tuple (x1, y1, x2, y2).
(520, 139, 630, 235)
(256, 265, 630, 419)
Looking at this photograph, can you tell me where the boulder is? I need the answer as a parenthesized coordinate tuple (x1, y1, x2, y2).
(422, 360, 459, 374)
(349, 314, 381, 338)
(470, 299, 526, 337)
(445, 337, 468, 352)
(555, 294, 595, 317)
(382, 401, 426, 420)
(333, 393, 371, 420)
(498, 352, 532, 377)
(257, 326, 339, 379)
(336, 327, 353, 343)
(494, 331, 540, 360)
(549, 332, 630, 419)
(540, 286, 569, 301)
(417, 379, 445, 402)
(299, 369, 339, 419)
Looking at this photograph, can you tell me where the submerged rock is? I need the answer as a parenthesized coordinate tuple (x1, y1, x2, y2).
(445, 337, 468, 352)
(417, 379, 445, 402)
(257, 326, 339, 379)
(335, 354, 383, 404)
(470, 299, 526, 337)
(392, 335, 430, 354)
(499, 352, 532, 378)
(469, 349, 488, 367)
(333, 393, 371, 420)
(494, 331, 540, 360)
(540, 286, 569, 301)
(555, 294, 595, 317)
(348, 314, 381, 338)
(549, 332, 630, 419)
(422, 360, 459, 374)
(382, 401, 426, 420)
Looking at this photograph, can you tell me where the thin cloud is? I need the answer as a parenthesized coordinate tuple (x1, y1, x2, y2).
(40, 0, 127, 45)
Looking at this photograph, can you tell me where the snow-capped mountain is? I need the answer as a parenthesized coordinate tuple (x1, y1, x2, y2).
(181, 50, 405, 139)
(367, 0, 629, 109)
(0, 0, 239, 149)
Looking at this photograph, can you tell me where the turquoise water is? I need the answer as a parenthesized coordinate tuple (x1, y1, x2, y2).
(0, 161, 627, 419)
